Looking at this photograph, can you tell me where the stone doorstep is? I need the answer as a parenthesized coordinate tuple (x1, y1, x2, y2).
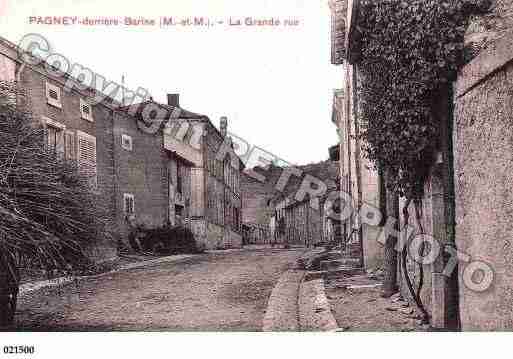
(321, 251, 344, 261)
(347, 283, 382, 290)
(296, 248, 331, 269)
(326, 266, 364, 278)
(304, 266, 364, 282)
(320, 258, 361, 271)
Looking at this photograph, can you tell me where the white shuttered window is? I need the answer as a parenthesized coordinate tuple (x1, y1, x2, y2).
(76, 130, 97, 188)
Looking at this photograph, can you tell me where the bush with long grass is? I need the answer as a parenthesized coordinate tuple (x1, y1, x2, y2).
(0, 81, 111, 326)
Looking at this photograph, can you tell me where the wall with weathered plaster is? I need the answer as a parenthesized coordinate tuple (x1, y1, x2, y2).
(360, 157, 383, 269)
(241, 172, 274, 227)
(454, 48, 513, 330)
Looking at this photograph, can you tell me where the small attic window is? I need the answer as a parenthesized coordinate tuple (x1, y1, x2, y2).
(45, 82, 62, 109)
(121, 134, 133, 151)
(80, 99, 93, 122)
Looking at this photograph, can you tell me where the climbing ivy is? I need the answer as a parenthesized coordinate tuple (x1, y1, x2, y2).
(355, 0, 490, 199)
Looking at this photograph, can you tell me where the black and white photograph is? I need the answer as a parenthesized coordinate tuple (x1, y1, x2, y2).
(0, 0, 511, 358)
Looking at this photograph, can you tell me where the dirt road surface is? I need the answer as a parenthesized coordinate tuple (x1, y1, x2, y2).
(12, 248, 305, 331)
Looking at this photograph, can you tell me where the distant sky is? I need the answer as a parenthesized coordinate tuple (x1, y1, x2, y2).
(0, 0, 342, 166)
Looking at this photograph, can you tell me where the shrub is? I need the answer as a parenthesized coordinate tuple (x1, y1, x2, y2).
(139, 225, 205, 255)
(0, 82, 110, 326)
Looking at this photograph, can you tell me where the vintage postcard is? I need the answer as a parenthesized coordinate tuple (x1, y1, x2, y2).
(0, 0, 511, 358)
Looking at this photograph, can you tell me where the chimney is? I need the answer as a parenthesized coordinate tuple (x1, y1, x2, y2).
(167, 94, 180, 107)
(220, 116, 228, 138)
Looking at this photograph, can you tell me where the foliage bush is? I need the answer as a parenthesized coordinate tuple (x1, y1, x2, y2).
(352, 0, 491, 322)
(138, 225, 205, 255)
(0, 82, 111, 325)
(355, 0, 490, 199)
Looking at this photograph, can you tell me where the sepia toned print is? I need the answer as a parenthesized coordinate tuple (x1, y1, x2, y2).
(0, 2, 512, 350)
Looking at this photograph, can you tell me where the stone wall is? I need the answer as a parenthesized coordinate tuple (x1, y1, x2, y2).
(453, 31, 513, 329)
(360, 156, 382, 269)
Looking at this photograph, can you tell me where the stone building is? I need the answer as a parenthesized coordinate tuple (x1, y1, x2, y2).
(183, 113, 244, 249)
(0, 37, 118, 262)
(328, 74, 383, 267)
(107, 95, 245, 250)
(272, 194, 330, 247)
(117, 96, 199, 248)
(0, 35, 244, 258)
(240, 166, 284, 244)
(241, 170, 275, 228)
(268, 161, 340, 246)
(339, 0, 513, 330)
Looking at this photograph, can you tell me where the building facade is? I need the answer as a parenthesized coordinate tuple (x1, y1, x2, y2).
(269, 161, 340, 247)
(340, 0, 513, 330)
(0, 35, 244, 259)
(0, 38, 119, 262)
(329, 81, 383, 268)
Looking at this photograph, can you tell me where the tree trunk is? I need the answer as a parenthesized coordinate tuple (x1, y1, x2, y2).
(382, 173, 399, 298)
(0, 255, 19, 327)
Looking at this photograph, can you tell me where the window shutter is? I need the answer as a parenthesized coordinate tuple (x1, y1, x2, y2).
(123, 194, 135, 214)
(64, 130, 76, 161)
(77, 131, 97, 188)
(45, 82, 62, 108)
(80, 99, 94, 122)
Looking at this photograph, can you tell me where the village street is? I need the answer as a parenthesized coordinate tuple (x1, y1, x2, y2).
(13, 248, 306, 331)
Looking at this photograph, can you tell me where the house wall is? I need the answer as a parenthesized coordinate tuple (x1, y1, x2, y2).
(283, 200, 323, 246)
(0, 37, 244, 260)
(341, 65, 383, 269)
(17, 63, 118, 262)
(241, 172, 274, 227)
(165, 118, 243, 250)
(112, 111, 170, 245)
(453, 31, 513, 330)
(0, 53, 15, 81)
(202, 121, 243, 249)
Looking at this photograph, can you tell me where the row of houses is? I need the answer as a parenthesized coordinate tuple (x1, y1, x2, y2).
(328, 0, 513, 330)
(241, 161, 341, 247)
(0, 35, 244, 261)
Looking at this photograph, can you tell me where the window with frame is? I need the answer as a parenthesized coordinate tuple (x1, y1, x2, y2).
(80, 98, 94, 122)
(121, 134, 133, 151)
(44, 117, 65, 156)
(123, 193, 135, 214)
(46, 125, 60, 154)
(45, 82, 62, 109)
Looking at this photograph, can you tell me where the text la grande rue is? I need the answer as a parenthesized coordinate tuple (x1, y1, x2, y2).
(229, 17, 300, 27)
